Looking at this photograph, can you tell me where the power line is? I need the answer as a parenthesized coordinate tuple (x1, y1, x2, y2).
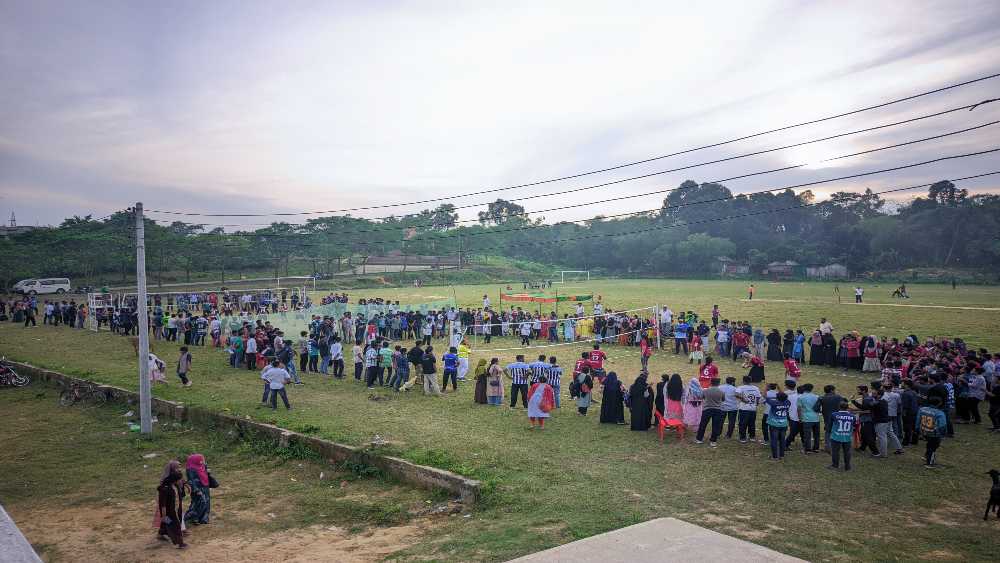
(154, 122, 999, 240)
(145, 73, 1000, 217)
(147, 99, 995, 225)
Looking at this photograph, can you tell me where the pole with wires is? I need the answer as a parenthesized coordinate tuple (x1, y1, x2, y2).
(135, 202, 153, 435)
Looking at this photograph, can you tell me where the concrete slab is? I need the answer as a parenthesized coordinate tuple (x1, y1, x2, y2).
(0, 504, 42, 563)
(508, 517, 805, 563)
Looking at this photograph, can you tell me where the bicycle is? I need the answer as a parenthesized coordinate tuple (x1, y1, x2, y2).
(58, 380, 108, 407)
(0, 357, 29, 387)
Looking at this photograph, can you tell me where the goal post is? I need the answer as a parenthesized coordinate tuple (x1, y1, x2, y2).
(556, 270, 590, 284)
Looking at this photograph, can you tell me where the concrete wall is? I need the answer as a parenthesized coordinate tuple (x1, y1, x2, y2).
(11, 361, 481, 504)
(0, 504, 42, 563)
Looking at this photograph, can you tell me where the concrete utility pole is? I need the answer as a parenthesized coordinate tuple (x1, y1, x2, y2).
(135, 203, 152, 434)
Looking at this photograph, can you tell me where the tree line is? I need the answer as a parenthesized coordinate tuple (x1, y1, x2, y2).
(2, 179, 998, 288)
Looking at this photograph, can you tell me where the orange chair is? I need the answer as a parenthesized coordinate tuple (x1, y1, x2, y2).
(654, 411, 686, 442)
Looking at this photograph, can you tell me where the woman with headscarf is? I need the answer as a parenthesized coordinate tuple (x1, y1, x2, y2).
(599, 371, 626, 424)
(183, 454, 212, 525)
(574, 367, 593, 415)
(782, 330, 795, 357)
(752, 329, 765, 358)
(527, 375, 555, 430)
(862, 335, 881, 372)
(473, 359, 489, 404)
(629, 373, 654, 431)
(823, 332, 838, 367)
(654, 374, 667, 417)
(808, 330, 823, 365)
(682, 377, 704, 429)
(665, 374, 684, 419)
(743, 351, 766, 383)
(766, 329, 784, 362)
(155, 460, 188, 549)
(792, 330, 806, 363)
(485, 358, 504, 406)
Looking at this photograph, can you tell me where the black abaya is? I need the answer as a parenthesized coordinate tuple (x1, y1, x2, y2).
(629, 376, 653, 431)
(766, 332, 784, 361)
(599, 375, 625, 424)
(654, 381, 666, 416)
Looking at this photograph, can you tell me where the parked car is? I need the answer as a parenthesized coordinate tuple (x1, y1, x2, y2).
(13, 278, 72, 295)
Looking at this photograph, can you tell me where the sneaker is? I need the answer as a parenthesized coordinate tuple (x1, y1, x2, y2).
(870, 453, 884, 459)
(893, 450, 904, 455)
(924, 464, 937, 469)
(709, 442, 718, 448)
(738, 439, 748, 444)
(826, 465, 838, 471)
(694, 440, 704, 444)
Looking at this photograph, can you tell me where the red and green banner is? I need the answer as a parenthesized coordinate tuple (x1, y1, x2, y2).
(500, 293, 593, 304)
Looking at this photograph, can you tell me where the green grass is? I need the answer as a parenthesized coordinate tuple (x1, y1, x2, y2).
(3, 279, 1000, 561)
(0, 386, 432, 562)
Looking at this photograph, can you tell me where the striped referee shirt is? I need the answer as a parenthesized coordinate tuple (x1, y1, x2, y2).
(506, 362, 530, 385)
(528, 361, 549, 384)
(547, 365, 562, 388)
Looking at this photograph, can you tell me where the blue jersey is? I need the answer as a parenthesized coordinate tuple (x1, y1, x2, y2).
(766, 399, 790, 428)
(442, 353, 459, 371)
(830, 411, 855, 442)
(917, 406, 947, 438)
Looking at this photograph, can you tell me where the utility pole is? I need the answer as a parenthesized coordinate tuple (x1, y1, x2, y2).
(135, 203, 152, 435)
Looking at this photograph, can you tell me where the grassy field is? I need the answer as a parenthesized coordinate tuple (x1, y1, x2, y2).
(0, 387, 449, 562)
(2, 279, 1000, 561)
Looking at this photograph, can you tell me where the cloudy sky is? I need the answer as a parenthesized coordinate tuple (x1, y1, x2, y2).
(1, 0, 999, 229)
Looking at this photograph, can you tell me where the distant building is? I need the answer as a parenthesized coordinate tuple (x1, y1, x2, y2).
(0, 225, 37, 238)
(763, 260, 803, 278)
(362, 249, 463, 269)
(805, 263, 848, 279)
(716, 257, 749, 276)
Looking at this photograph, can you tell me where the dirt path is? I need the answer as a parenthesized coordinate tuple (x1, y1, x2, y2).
(17, 501, 433, 562)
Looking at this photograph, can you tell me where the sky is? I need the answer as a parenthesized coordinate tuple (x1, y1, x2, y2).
(1, 0, 999, 229)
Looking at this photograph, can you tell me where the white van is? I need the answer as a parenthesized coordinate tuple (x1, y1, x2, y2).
(13, 278, 72, 295)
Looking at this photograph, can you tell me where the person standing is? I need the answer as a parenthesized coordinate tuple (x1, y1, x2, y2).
(507, 355, 531, 407)
(472, 359, 489, 404)
(330, 336, 345, 379)
(391, 347, 411, 392)
(765, 391, 790, 461)
(527, 375, 555, 430)
(698, 356, 718, 389)
(640, 335, 653, 372)
(695, 378, 725, 446)
(244, 336, 258, 372)
(720, 376, 739, 439)
(629, 373, 655, 432)
(599, 371, 626, 424)
(747, 284, 755, 300)
(819, 385, 845, 452)
(797, 383, 821, 453)
(155, 460, 188, 549)
(264, 359, 292, 410)
(183, 453, 213, 525)
(828, 401, 856, 471)
(873, 387, 904, 457)
(735, 376, 762, 443)
(851, 385, 880, 456)
(457, 341, 471, 382)
(364, 343, 379, 389)
(421, 346, 442, 396)
(574, 366, 594, 415)
(441, 347, 459, 392)
(547, 356, 563, 408)
(486, 358, 504, 406)
(854, 286, 864, 303)
(378, 341, 393, 387)
(176, 347, 193, 387)
(918, 397, 948, 468)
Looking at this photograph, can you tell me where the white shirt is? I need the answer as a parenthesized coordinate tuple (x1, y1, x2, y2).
(483, 297, 490, 308)
(519, 322, 532, 336)
(786, 391, 800, 422)
(263, 366, 290, 390)
(855, 287, 864, 296)
(245, 338, 258, 353)
(661, 308, 673, 325)
(736, 385, 762, 411)
(819, 321, 833, 335)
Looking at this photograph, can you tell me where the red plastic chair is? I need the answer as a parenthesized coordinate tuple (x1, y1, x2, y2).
(654, 411, 686, 442)
(653, 411, 668, 442)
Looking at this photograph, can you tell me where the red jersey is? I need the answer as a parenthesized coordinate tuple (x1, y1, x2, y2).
(690, 335, 702, 351)
(574, 358, 591, 375)
(588, 350, 607, 370)
(783, 358, 801, 378)
(733, 332, 749, 347)
(698, 363, 718, 388)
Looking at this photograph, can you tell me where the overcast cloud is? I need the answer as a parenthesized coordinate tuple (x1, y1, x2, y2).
(1, 0, 999, 228)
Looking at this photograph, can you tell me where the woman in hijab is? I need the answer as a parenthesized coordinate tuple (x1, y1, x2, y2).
(629, 373, 654, 431)
(766, 329, 784, 362)
(155, 460, 187, 549)
(183, 454, 212, 525)
(682, 377, 704, 429)
(862, 335, 881, 372)
(808, 330, 823, 365)
(599, 371, 626, 424)
(473, 359, 489, 404)
(575, 366, 593, 415)
(792, 330, 806, 363)
(752, 329, 765, 358)
(743, 351, 766, 383)
(823, 332, 838, 367)
(782, 330, 795, 357)
(654, 374, 667, 417)
(665, 373, 684, 419)
(485, 358, 504, 405)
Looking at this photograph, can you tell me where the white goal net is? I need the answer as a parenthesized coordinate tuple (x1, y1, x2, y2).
(556, 270, 590, 284)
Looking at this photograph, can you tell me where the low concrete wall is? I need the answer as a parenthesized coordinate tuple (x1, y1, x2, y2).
(0, 504, 42, 563)
(11, 361, 480, 504)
